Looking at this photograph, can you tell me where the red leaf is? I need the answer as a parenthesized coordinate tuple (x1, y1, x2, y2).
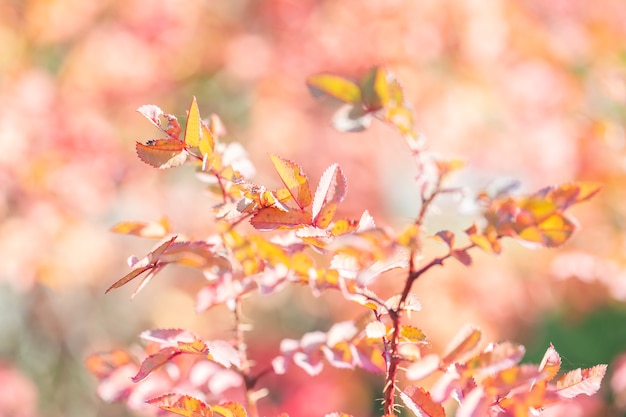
(269, 154, 312, 209)
(105, 265, 153, 294)
(554, 365, 607, 398)
(452, 249, 472, 266)
(312, 164, 347, 228)
(132, 346, 182, 382)
(399, 385, 445, 417)
(147, 394, 213, 417)
(250, 207, 312, 230)
(136, 139, 187, 169)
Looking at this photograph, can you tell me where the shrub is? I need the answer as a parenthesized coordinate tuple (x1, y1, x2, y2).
(88, 66, 606, 417)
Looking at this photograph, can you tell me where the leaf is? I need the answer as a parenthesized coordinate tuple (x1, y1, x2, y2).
(105, 265, 153, 294)
(482, 364, 547, 396)
(269, 154, 312, 208)
(211, 402, 247, 417)
(110, 218, 170, 239)
(442, 325, 482, 366)
(206, 340, 241, 368)
(185, 96, 201, 147)
(312, 164, 348, 228)
(452, 249, 472, 266)
(250, 207, 312, 230)
(136, 139, 187, 169)
(199, 122, 215, 158)
(360, 66, 392, 111)
(137, 104, 164, 130)
(455, 386, 491, 417)
(465, 342, 525, 375)
(306, 74, 361, 103)
(140, 328, 197, 344)
(433, 230, 455, 249)
(332, 104, 373, 132)
(554, 365, 607, 398)
(400, 325, 426, 343)
(515, 213, 577, 248)
(365, 321, 387, 339)
(539, 182, 602, 210)
(147, 394, 213, 417)
(132, 346, 181, 382)
(105, 236, 178, 294)
(405, 354, 440, 381)
(539, 343, 561, 381)
(85, 349, 132, 379)
(399, 385, 445, 417)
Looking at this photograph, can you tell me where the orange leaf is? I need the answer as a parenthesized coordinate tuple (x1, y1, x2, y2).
(442, 325, 482, 366)
(269, 154, 312, 208)
(399, 385, 445, 417)
(110, 217, 170, 239)
(185, 96, 201, 147)
(250, 207, 312, 230)
(136, 139, 187, 169)
(306, 74, 361, 103)
(147, 394, 213, 417)
(85, 349, 132, 379)
(211, 402, 247, 417)
(312, 164, 347, 228)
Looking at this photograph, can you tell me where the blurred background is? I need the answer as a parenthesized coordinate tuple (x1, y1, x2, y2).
(1, 0, 626, 416)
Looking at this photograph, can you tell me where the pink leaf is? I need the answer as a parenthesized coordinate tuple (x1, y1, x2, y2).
(539, 343, 562, 381)
(137, 104, 164, 129)
(312, 164, 347, 228)
(554, 365, 607, 398)
(405, 354, 441, 381)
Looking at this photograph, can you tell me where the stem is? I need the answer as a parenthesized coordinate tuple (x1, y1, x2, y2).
(382, 242, 476, 414)
(233, 297, 259, 417)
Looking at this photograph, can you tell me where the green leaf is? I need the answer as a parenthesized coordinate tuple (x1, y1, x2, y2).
(306, 74, 361, 103)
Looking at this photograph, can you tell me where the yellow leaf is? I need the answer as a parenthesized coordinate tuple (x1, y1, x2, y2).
(306, 74, 362, 103)
(184, 96, 201, 147)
